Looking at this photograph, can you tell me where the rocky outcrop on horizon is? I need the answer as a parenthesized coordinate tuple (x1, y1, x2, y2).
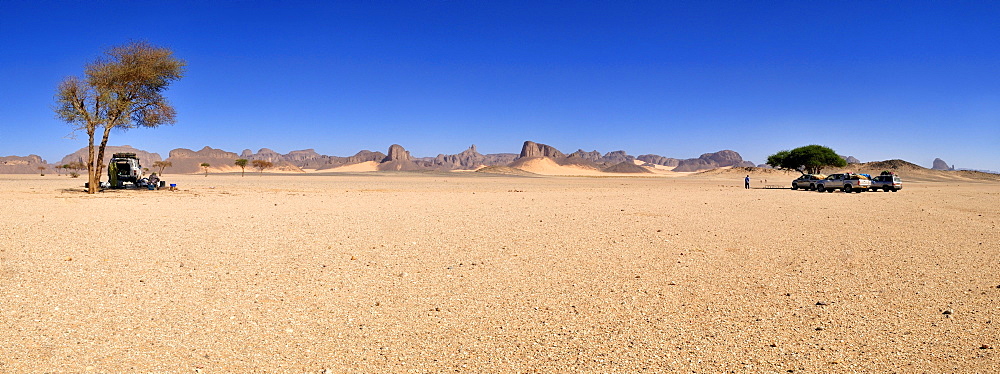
(845, 156, 861, 164)
(237, 148, 303, 171)
(164, 146, 247, 174)
(672, 150, 755, 172)
(599, 150, 634, 165)
(29, 141, 796, 175)
(377, 144, 421, 171)
(0, 155, 49, 174)
(932, 158, 953, 170)
(567, 149, 635, 166)
(58, 145, 162, 170)
(382, 144, 411, 162)
(567, 149, 601, 162)
(417, 145, 518, 170)
(519, 141, 565, 159)
(637, 154, 681, 167)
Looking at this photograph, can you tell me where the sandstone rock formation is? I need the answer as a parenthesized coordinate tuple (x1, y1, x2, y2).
(415, 145, 518, 170)
(844, 156, 861, 164)
(58, 145, 162, 170)
(237, 148, 304, 172)
(164, 146, 244, 174)
(519, 141, 565, 159)
(294, 150, 386, 170)
(932, 158, 952, 170)
(599, 151, 634, 165)
(567, 150, 601, 162)
(567, 150, 635, 166)
(637, 154, 681, 167)
(382, 144, 411, 162)
(672, 150, 755, 172)
(378, 144, 421, 171)
(284, 149, 322, 163)
(0, 155, 49, 174)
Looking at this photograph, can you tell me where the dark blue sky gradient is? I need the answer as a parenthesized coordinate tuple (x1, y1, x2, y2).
(2, 1, 998, 170)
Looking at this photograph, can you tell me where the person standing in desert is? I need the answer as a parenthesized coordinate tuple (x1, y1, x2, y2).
(745, 175, 750, 189)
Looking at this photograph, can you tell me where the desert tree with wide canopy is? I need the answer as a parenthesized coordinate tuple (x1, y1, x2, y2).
(152, 160, 172, 175)
(54, 41, 185, 193)
(767, 145, 847, 174)
(251, 159, 273, 175)
(235, 159, 249, 177)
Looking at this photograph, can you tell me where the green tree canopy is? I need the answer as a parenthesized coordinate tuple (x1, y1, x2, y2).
(766, 145, 846, 174)
(235, 159, 248, 177)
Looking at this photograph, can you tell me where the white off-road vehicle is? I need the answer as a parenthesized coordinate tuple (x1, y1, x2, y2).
(109, 153, 144, 187)
(869, 173, 903, 192)
(815, 173, 871, 193)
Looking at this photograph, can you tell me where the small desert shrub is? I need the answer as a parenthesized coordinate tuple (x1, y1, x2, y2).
(70, 172, 80, 178)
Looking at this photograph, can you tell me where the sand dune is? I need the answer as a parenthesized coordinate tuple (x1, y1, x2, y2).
(324, 161, 379, 172)
(510, 157, 605, 176)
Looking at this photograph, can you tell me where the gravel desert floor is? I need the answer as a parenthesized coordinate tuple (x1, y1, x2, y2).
(1, 172, 998, 373)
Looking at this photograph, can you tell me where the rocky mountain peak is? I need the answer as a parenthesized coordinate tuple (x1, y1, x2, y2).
(932, 158, 952, 170)
(383, 144, 411, 162)
(519, 141, 564, 159)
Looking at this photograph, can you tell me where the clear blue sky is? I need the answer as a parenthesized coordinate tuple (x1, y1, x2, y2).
(2, 1, 998, 170)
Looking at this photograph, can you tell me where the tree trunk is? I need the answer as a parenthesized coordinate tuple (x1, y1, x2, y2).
(87, 129, 98, 194)
(94, 125, 114, 189)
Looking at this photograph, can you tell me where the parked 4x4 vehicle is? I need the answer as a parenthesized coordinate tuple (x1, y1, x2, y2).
(791, 174, 825, 190)
(869, 173, 903, 192)
(108, 153, 144, 187)
(815, 173, 871, 193)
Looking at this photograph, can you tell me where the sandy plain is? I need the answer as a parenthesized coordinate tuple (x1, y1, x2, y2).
(1, 171, 998, 373)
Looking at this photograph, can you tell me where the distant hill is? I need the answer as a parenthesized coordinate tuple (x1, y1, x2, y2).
(0, 155, 49, 174)
(59, 145, 162, 169)
(672, 150, 755, 172)
(413, 145, 518, 170)
(164, 146, 246, 174)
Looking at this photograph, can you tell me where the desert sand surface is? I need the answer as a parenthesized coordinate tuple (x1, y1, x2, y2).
(1, 172, 998, 373)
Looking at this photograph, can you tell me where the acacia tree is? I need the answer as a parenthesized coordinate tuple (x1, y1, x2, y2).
(767, 145, 846, 174)
(152, 160, 172, 175)
(235, 159, 249, 177)
(251, 160, 273, 175)
(66, 161, 86, 178)
(54, 41, 185, 193)
(200, 162, 211, 176)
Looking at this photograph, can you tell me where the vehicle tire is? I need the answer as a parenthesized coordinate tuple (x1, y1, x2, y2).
(844, 185, 852, 193)
(883, 186, 891, 192)
(816, 185, 824, 192)
(791, 184, 798, 190)
(891, 188, 898, 192)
